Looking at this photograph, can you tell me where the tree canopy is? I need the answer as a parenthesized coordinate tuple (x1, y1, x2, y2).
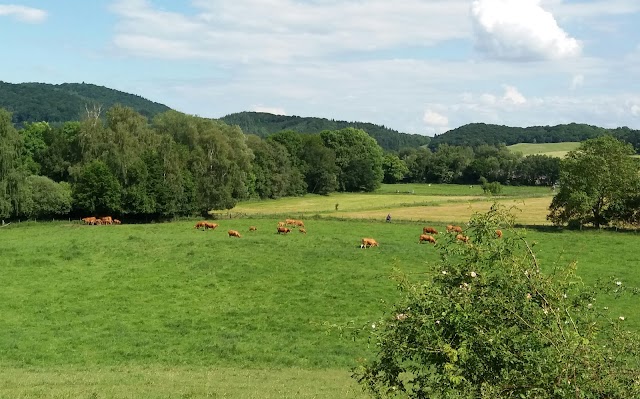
(548, 135, 640, 228)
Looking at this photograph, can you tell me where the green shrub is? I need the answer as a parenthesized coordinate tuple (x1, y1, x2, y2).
(354, 205, 640, 398)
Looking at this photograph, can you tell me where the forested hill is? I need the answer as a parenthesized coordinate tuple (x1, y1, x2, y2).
(221, 111, 431, 151)
(0, 81, 171, 125)
(430, 122, 640, 151)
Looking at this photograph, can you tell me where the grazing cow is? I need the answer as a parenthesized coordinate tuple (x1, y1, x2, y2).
(298, 228, 306, 234)
(360, 238, 379, 248)
(228, 230, 241, 238)
(419, 234, 437, 244)
(278, 222, 286, 227)
(249, 226, 257, 231)
(101, 216, 113, 225)
(82, 217, 97, 225)
(495, 229, 503, 238)
(294, 220, 305, 228)
(285, 219, 296, 226)
(194, 221, 207, 229)
(447, 225, 463, 233)
(456, 234, 470, 243)
(113, 219, 122, 225)
(204, 222, 219, 230)
(423, 226, 438, 235)
(277, 226, 291, 234)
(94, 219, 103, 225)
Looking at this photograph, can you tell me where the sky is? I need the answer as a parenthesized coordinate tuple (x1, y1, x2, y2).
(1, 0, 639, 136)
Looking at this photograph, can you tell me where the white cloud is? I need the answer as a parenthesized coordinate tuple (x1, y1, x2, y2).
(109, 0, 472, 62)
(253, 106, 286, 115)
(471, 0, 581, 61)
(570, 74, 585, 89)
(0, 4, 47, 23)
(502, 85, 527, 105)
(423, 109, 449, 126)
(631, 104, 640, 117)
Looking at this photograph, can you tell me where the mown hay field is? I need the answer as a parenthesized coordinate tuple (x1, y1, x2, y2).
(1, 185, 637, 398)
(507, 142, 581, 157)
(233, 184, 555, 226)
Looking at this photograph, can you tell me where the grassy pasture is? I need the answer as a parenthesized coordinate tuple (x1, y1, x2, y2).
(233, 184, 555, 226)
(507, 142, 581, 157)
(1, 214, 638, 398)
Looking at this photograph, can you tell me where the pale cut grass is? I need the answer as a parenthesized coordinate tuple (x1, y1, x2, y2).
(338, 196, 554, 225)
(233, 193, 484, 215)
(0, 367, 367, 399)
(508, 142, 581, 157)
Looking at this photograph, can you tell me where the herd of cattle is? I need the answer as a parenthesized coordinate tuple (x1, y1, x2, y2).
(80, 215, 502, 247)
(190, 217, 502, 248)
(194, 218, 307, 239)
(81, 216, 121, 225)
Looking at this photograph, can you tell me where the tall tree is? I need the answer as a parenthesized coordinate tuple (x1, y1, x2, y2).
(548, 135, 640, 228)
(0, 108, 27, 218)
(320, 128, 384, 192)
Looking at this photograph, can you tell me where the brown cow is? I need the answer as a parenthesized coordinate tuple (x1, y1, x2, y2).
(360, 238, 379, 248)
(194, 221, 207, 229)
(495, 229, 503, 238)
(228, 230, 241, 238)
(419, 234, 436, 244)
(277, 226, 291, 234)
(447, 225, 463, 233)
(249, 226, 257, 231)
(294, 220, 305, 228)
(285, 219, 296, 226)
(82, 217, 97, 225)
(456, 234, 470, 243)
(113, 219, 122, 225)
(277, 221, 286, 227)
(298, 228, 306, 234)
(204, 222, 219, 230)
(423, 226, 438, 235)
(101, 216, 113, 225)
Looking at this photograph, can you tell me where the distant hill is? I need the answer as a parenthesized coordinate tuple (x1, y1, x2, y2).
(0, 81, 171, 124)
(430, 122, 640, 153)
(220, 111, 430, 151)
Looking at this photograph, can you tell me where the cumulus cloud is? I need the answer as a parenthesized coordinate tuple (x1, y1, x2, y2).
(471, 0, 581, 60)
(0, 4, 47, 23)
(423, 109, 449, 126)
(502, 85, 527, 105)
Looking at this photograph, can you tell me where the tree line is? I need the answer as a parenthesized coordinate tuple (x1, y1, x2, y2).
(3, 104, 637, 228)
(430, 122, 640, 152)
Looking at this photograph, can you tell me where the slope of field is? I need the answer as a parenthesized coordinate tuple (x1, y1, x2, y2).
(232, 184, 555, 225)
(507, 142, 581, 157)
(1, 216, 638, 397)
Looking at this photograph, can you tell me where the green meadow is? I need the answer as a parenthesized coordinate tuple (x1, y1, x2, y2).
(1, 185, 638, 398)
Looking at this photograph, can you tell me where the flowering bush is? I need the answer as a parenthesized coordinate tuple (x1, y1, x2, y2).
(354, 205, 640, 398)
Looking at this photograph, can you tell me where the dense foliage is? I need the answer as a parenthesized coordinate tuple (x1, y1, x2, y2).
(355, 206, 640, 398)
(221, 111, 431, 152)
(0, 81, 170, 125)
(548, 136, 640, 228)
(430, 122, 640, 153)
(0, 106, 389, 220)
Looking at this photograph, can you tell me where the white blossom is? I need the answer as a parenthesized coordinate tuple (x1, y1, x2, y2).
(470, 271, 477, 278)
(616, 281, 622, 286)
(371, 323, 376, 329)
(619, 316, 625, 321)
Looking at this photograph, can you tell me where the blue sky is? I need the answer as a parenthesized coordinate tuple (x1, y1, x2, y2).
(1, 0, 639, 135)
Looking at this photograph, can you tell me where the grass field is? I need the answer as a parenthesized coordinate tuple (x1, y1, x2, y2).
(1, 206, 639, 398)
(232, 184, 555, 226)
(507, 142, 581, 157)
